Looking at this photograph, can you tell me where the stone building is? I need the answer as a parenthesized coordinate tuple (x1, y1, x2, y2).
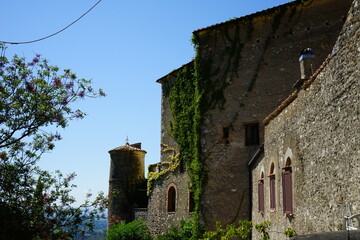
(107, 0, 358, 238)
(250, 0, 360, 238)
(107, 142, 148, 225)
(146, 0, 353, 234)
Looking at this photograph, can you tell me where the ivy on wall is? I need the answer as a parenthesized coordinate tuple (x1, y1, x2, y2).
(147, 144, 180, 195)
(167, 50, 205, 236)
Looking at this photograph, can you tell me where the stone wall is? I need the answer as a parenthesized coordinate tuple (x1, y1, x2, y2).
(251, 0, 360, 239)
(108, 145, 146, 225)
(148, 0, 353, 234)
(146, 68, 193, 235)
(134, 208, 148, 222)
(146, 170, 192, 235)
(195, 0, 353, 229)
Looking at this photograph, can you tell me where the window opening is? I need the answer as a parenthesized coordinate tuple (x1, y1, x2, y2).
(223, 126, 230, 144)
(180, 159, 186, 173)
(167, 186, 176, 212)
(269, 163, 276, 210)
(245, 123, 259, 145)
(258, 171, 265, 213)
(282, 158, 293, 214)
(189, 191, 195, 212)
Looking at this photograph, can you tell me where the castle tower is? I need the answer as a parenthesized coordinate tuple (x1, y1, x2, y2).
(107, 142, 146, 225)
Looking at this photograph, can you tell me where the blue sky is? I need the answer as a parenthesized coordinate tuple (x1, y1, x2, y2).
(1, 0, 290, 203)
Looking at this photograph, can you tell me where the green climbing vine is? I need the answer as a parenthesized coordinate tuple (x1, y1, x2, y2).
(153, 6, 296, 234)
(167, 50, 205, 237)
(147, 143, 180, 195)
(146, 35, 206, 237)
(164, 26, 246, 236)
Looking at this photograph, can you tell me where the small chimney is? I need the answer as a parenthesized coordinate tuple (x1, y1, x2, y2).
(299, 48, 315, 80)
(130, 142, 142, 150)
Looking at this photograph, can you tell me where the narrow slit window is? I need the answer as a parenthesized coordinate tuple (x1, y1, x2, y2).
(258, 172, 265, 214)
(245, 123, 259, 146)
(269, 163, 276, 211)
(282, 158, 293, 214)
(189, 191, 195, 212)
(180, 159, 186, 173)
(223, 126, 231, 144)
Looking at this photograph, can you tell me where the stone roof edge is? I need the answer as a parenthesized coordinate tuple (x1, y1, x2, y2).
(263, 54, 334, 126)
(156, 61, 194, 84)
(193, 0, 308, 34)
(108, 143, 147, 154)
(157, 1, 313, 85)
(248, 144, 264, 167)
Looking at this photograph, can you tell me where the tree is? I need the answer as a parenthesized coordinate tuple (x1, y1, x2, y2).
(0, 43, 107, 240)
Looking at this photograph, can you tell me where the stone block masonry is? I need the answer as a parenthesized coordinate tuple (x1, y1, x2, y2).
(251, 0, 360, 239)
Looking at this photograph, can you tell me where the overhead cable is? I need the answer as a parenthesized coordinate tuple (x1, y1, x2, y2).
(0, 0, 103, 45)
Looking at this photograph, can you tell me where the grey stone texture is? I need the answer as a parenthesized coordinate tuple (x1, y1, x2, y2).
(251, 0, 360, 239)
(107, 143, 147, 225)
(110, 0, 357, 236)
(145, 65, 193, 235)
(291, 231, 360, 240)
(146, 170, 192, 235)
(147, 0, 353, 235)
(134, 208, 148, 222)
(195, 0, 353, 230)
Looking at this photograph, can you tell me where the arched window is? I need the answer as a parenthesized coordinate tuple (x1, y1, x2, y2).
(258, 171, 265, 213)
(167, 185, 177, 212)
(282, 158, 293, 214)
(269, 163, 276, 211)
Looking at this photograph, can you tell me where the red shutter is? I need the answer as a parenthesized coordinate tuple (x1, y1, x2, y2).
(258, 181, 264, 213)
(282, 169, 293, 214)
(269, 176, 276, 210)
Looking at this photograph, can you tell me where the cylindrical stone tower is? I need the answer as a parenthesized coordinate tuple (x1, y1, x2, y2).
(107, 142, 146, 225)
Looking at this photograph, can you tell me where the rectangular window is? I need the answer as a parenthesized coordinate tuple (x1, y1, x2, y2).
(180, 159, 186, 173)
(282, 168, 293, 214)
(245, 123, 260, 146)
(189, 192, 195, 212)
(269, 175, 276, 210)
(258, 180, 265, 213)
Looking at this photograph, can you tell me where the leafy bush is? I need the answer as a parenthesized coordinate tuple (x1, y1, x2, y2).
(201, 220, 252, 240)
(254, 221, 271, 240)
(156, 219, 197, 240)
(284, 228, 297, 238)
(106, 219, 152, 240)
(156, 219, 253, 240)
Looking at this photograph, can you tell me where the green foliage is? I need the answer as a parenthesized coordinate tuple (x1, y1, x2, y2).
(201, 220, 252, 240)
(147, 143, 180, 194)
(106, 219, 152, 240)
(284, 228, 297, 238)
(0, 44, 106, 239)
(155, 219, 289, 240)
(167, 61, 204, 237)
(255, 221, 271, 240)
(156, 219, 199, 240)
(0, 44, 104, 163)
(1, 168, 108, 240)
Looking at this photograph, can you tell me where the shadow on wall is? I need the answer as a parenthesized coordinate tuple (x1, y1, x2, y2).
(291, 230, 360, 240)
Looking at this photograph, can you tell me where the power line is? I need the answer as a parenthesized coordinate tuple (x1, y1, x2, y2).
(0, 0, 103, 45)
